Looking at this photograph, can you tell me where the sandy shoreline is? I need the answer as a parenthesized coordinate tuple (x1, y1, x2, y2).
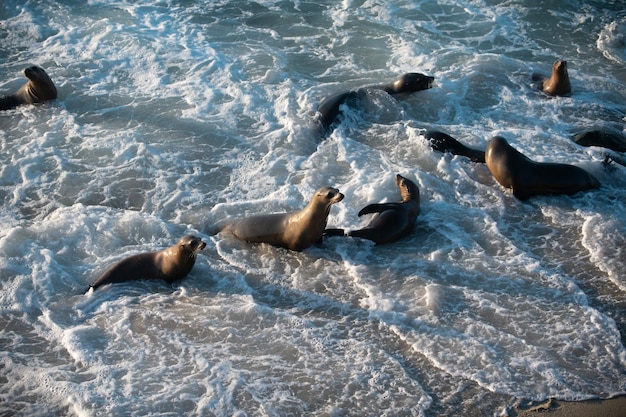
(511, 395, 626, 417)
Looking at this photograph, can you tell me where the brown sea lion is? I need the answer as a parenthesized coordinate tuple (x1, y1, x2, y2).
(87, 235, 206, 292)
(532, 60, 571, 96)
(485, 136, 600, 200)
(326, 174, 420, 244)
(317, 72, 434, 135)
(218, 187, 344, 251)
(0, 66, 57, 110)
(425, 130, 486, 163)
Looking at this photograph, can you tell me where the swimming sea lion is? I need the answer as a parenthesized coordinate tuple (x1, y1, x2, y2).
(572, 130, 626, 153)
(0, 66, 57, 110)
(317, 72, 434, 135)
(532, 60, 571, 96)
(485, 136, 600, 201)
(218, 186, 344, 251)
(326, 174, 420, 244)
(87, 235, 206, 292)
(425, 130, 486, 163)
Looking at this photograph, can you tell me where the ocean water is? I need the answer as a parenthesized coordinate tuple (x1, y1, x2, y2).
(1, 0, 625, 416)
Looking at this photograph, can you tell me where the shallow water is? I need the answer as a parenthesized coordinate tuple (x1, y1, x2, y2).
(1, 0, 625, 416)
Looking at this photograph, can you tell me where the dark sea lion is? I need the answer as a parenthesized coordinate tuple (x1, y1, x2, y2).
(326, 174, 420, 244)
(532, 60, 571, 96)
(0, 66, 57, 110)
(573, 130, 626, 153)
(218, 186, 344, 251)
(87, 235, 206, 292)
(425, 130, 486, 163)
(485, 136, 600, 200)
(317, 72, 434, 135)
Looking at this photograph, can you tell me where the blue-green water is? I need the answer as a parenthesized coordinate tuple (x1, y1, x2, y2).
(1, 1, 625, 415)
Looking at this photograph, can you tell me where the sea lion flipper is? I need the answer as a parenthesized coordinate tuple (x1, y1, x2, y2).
(358, 203, 397, 216)
(425, 130, 486, 163)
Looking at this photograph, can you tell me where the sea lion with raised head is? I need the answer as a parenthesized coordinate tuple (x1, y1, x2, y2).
(326, 174, 420, 244)
(532, 60, 571, 96)
(425, 130, 486, 163)
(87, 235, 206, 292)
(317, 72, 434, 135)
(0, 66, 57, 110)
(485, 136, 600, 200)
(218, 186, 344, 251)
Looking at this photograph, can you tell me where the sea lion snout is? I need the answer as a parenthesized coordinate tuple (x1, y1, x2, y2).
(180, 235, 206, 254)
(24, 66, 36, 78)
(393, 73, 435, 93)
(332, 190, 345, 203)
(320, 187, 344, 204)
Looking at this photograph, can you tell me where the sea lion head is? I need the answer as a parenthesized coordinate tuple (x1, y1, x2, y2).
(553, 60, 567, 76)
(177, 235, 207, 258)
(312, 187, 344, 212)
(23, 66, 57, 103)
(158, 235, 206, 279)
(395, 174, 420, 203)
(544, 60, 571, 96)
(392, 73, 434, 93)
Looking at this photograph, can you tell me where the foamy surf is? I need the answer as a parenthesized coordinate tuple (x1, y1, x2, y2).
(1, 0, 625, 416)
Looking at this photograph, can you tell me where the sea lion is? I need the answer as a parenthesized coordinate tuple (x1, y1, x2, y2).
(532, 60, 571, 96)
(317, 72, 434, 135)
(0, 66, 57, 110)
(425, 130, 486, 163)
(218, 186, 344, 251)
(87, 235, 206, 292)
(325, 174, 420, 244)
(572, 130, 626, 153)
(485, 136, 600, 200)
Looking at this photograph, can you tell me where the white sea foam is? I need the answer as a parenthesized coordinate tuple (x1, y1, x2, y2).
(597, 19, 626, 65)
(1, 0, 625, 416)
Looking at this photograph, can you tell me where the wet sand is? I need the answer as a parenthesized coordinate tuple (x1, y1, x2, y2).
(512, 395, 626, 417)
